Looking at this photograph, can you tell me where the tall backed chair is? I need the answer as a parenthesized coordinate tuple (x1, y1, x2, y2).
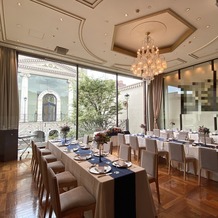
(177, 131, 188, 141)
(33, 130, 45, 142)
(119, 144, 131, 161)
(141, 150, 160, 204)
(47, 167, 96, 218)
(153, 129, 160, 137)
(198, 147, 218, 185)
(103, 141, 113, 154)
(31, 141, 51, 179)
(160, 132, 169, 141)
(40, 155, 78, 217)
(145, 138, 169, 165)
(168, 142, 197, 180)
(129, 135, 146, 161)
(166, 130, 174, 139)
(83, 135, 89, 145)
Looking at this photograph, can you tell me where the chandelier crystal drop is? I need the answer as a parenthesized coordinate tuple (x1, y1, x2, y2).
(130, 32, 167, 84)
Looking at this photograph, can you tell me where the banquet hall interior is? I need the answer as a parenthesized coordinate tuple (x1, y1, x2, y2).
(1, 0, 218, 217)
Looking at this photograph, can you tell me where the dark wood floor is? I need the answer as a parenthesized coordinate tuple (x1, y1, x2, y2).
(0, 150, 218, 218)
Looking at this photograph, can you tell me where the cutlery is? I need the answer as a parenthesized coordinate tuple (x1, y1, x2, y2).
(97, 172, 112, 178)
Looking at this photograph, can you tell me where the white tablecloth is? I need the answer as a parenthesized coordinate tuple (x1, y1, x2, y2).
(47, 141, 157, 218)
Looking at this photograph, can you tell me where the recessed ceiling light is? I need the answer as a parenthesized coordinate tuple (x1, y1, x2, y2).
(196, 17, 201, 21)
(17, 2, 21, 6)
(104, 33, 107, 36)
(186, 8, 190, 12)
(124, 13, 128, 17)
(206, 25, 210, 28)
(60, 18, 63, 22)
(193, 36, 196, 39)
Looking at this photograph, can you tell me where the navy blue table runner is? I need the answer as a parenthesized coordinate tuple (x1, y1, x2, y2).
(67, 144, 136, 218)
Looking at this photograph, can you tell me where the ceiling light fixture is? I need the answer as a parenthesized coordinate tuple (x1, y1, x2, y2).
(130, 32, 167, 84)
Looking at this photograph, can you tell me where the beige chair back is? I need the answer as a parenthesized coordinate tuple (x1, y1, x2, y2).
(129, 135, 139, 150)
(103, 141, 112, 154)
(118, 133, 125, 146)
(47, 167, 62, 217)
(141, 150, 158, 180)
(119, 144, 131, 161)
(177, 132, 188, 140)
(160, 132, 168, 140)
(145, 138, 158, 154)
(168, 142, 185, 163)
(199, 148, 218, 172)
(166, 130, 174, 138)
(153, 129, 160, 137)
(83, 135, 89, 144)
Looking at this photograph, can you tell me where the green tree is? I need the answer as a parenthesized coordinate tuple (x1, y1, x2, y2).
(73, 73, 123, 136)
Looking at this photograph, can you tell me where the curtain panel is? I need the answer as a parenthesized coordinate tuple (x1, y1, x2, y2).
(152, 75, 163, 129)
(0, 46, 19, 130)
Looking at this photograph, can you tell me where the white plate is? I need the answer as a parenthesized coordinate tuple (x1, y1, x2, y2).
(112, 161, 132, 168)
(74, 154, 92, 161)
(93, 152, 109, 157)
(89, 164, 112, 174)
(64, 147, 79, 152)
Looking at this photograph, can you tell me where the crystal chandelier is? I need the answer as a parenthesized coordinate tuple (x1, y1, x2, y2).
(130, 32, 167, 84)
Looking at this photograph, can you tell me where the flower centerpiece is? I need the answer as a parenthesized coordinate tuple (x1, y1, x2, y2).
(94, 132, 110, 162)
(140, 124, 147, 134)
(60, 125, 70, 144)
(170, 121, 175, 129)
(106, 127, 122, 137)
(198, 125, 210, 145)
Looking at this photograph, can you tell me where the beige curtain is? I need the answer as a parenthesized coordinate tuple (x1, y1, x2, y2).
(152, 75, 163, 129)
(0, 46, 19, 130)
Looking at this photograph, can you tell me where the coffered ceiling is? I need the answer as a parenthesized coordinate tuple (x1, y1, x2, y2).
(0, 0, 218, 77)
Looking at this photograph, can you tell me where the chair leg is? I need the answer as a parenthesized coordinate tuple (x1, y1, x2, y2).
(184, 162, 186, 180)
(43, 191, 50, 218)
(168, 160, 171, 175)
(155, 181, 161, 204)
(198, 169, 201, 185)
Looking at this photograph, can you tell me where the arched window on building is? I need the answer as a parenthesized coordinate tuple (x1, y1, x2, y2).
(43, 94, 57, 121)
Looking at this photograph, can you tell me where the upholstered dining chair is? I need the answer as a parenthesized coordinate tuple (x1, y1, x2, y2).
(166, 130, 174, 139)
(40, 155, 78, 218)
(145, 138, 169, 165)
(33, 142, 56, 186)
(129, 135, 146, 161)
(153, 129, 160, 137)
(160, 132, 169, 141)
(177, 131, 189, 140)
(47, 167, 96, 218)
(117, 133, 126, 146)
(198, 147, 218, 185)
(168, 142, 197, 180)
(36, 146, 65, 197)
(103, 141, 113, 154)
(31, 141, 51, 179)
(83, 134, 89, 145)
(199, 135, 213, 144)
(119, 144, 131, 161)
(141, 150, 160, 204)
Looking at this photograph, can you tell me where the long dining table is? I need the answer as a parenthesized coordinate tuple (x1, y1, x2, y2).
(47, 140, 157, 218)
(125, 135, 218, 181)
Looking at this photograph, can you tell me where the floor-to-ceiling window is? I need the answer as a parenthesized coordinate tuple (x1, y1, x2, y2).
(118, 75, 144, 134)
(18, 54, 77, 139)
(163, 60, 217, 132)
(77, 67, 117, 138)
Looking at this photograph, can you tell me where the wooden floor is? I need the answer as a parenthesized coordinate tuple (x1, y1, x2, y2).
(0, 149, 218, 218)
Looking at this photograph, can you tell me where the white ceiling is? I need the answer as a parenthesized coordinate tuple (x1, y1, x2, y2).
(1, 0, 218, 77)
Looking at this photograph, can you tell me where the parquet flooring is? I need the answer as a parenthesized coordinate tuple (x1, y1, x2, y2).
(0, 149, 218, 218)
